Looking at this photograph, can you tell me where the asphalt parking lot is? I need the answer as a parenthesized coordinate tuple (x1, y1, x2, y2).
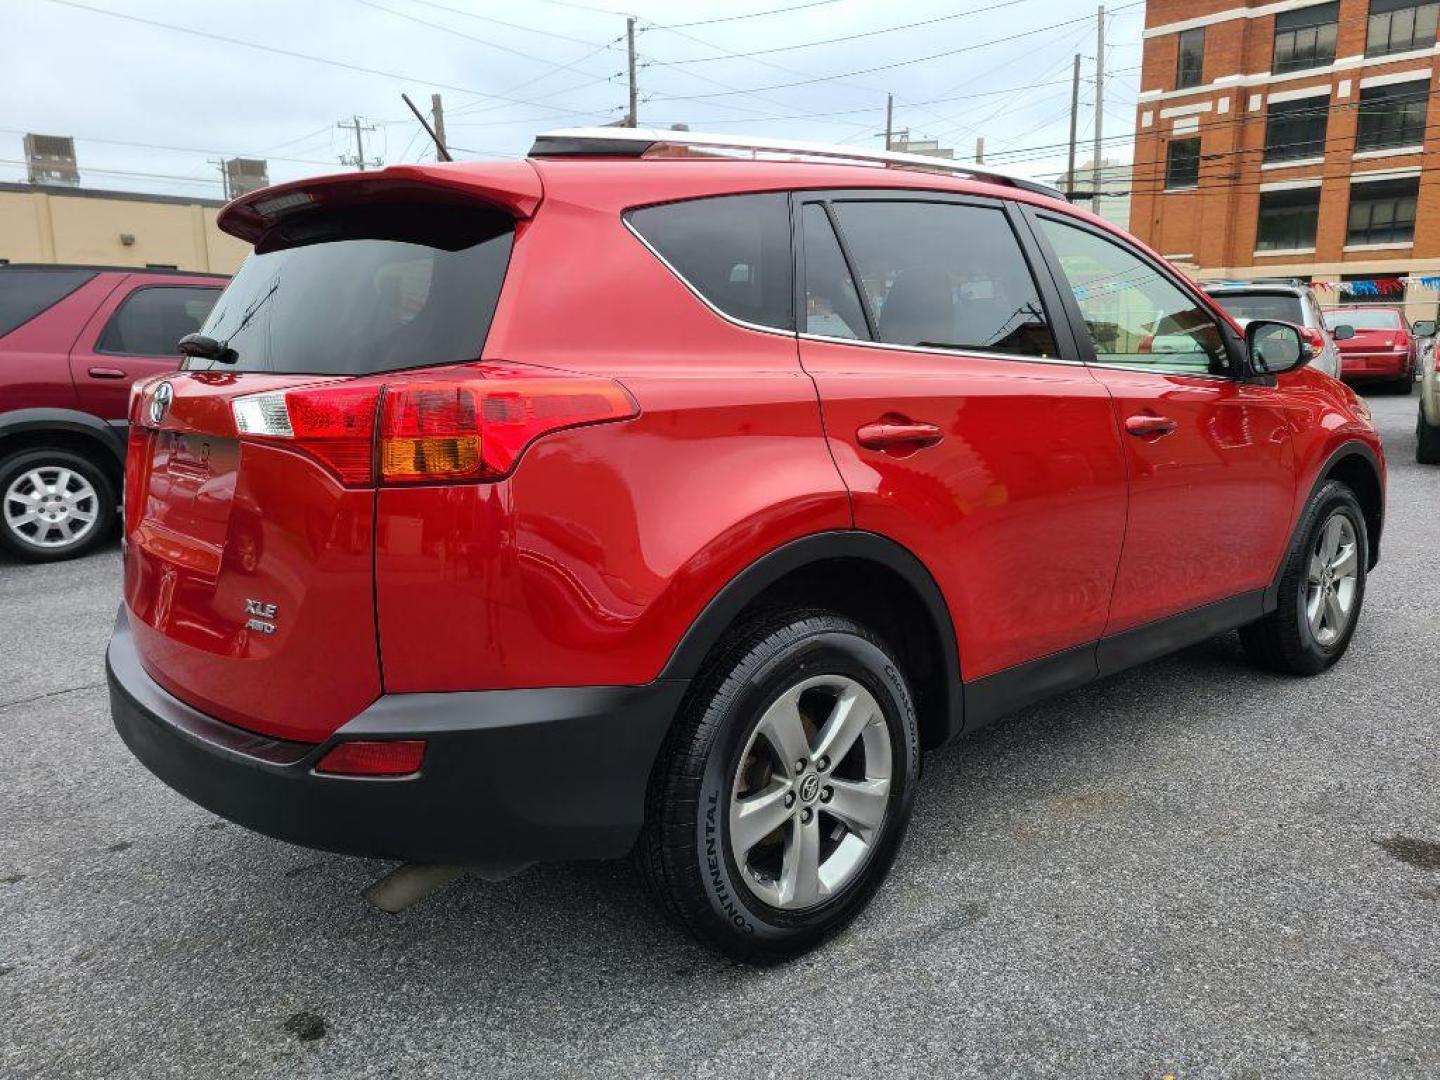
(2, 391, 1437, 1080)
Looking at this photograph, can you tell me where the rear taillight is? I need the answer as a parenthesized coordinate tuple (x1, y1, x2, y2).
(229, 364, 637, 487)
(378, 368, 638, 484)
(1301, 327, 1326, 355)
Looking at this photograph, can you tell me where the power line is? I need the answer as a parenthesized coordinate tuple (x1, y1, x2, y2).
(643, 0, 1045, 66)
(644, 2, 1145, 103)
(391, 0, 603, 46)
(0, 127, 337, 167)
(655, 1, 844, 30)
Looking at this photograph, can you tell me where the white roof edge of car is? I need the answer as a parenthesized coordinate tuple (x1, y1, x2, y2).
(530, 126, 1066, 199)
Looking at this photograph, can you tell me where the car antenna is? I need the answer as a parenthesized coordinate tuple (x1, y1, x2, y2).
(401, 93, 453, 162)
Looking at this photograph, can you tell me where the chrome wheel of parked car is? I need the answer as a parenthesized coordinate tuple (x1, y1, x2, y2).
(729, 674, 893, 911)
(1306, 513, 1359, 647)
(4, 466, 101, 551)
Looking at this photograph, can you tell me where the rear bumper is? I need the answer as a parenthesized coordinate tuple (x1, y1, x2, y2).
(108, 610, 687, 864)
(1340, 351, 1410, 379)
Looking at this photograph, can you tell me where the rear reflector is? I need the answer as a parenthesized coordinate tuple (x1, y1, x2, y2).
(315, 740, 426, 777)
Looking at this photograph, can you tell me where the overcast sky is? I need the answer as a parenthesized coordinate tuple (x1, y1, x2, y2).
(3, 0, 1145, 199)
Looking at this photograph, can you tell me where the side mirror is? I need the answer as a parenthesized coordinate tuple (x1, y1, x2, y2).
(1246, 319, 1311, 376)
(177, 332, 236, 364)
(1330, 324, 1356, 341)
(1412, 319, 1436, 337)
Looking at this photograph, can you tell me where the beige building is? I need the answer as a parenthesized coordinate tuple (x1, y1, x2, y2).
(0, 182, 250, 274)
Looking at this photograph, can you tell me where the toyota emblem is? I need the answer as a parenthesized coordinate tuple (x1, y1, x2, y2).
(149, 381, 174, 425)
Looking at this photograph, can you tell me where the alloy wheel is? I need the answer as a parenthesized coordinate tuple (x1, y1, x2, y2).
(1306, 512, 1359, 647)
(728, 674, 893, 911)
(3, 467, 101, 550)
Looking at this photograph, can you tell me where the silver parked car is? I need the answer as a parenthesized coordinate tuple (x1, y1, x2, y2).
(1414, 318, 1440, 463)
(1202, 280, 1344, 380)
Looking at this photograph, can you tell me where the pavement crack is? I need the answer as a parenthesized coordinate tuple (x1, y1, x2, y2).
(0, 681, 105, 713)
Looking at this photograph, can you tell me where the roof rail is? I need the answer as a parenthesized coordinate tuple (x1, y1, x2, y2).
(529, 127, 1064, 199)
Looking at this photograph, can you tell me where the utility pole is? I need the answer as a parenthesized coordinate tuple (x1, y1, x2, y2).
(1093, 5, 1105, 215)
(884, 93, 893, 151)
(975, 137, 985, 164)
(338, 115, 380, 171)
(1066, 53, 1081, 196)
(625, 16, 638, 127)
(430, 94, 447, 162)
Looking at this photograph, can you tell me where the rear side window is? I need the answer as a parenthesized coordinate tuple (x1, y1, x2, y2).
(0, 269, 96, 338)
(627, 194, 793, 331)
(188, 203, 514, 375)
(825, 199, 1058, 358)
(98, 286, 219, 355)
(1210, 293, 1303, 324)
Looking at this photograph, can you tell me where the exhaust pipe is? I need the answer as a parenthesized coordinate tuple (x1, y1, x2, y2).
(363, 861, 529, 914)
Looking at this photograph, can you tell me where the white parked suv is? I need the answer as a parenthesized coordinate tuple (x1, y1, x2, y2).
(1202, 280, 1345, 380)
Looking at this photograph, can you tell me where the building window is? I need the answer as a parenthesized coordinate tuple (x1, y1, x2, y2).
(1256, 187, 1321, 251)
(1176, 27, 1205, 89)
(1165, 138, 1201, 188)
(1264, 96, 1330, 162)
(1273, 2, 1339, 73)
(1367, 0, 1440, 57)
(1347, 177, 1419, 245)
(1356, 80, 1430, 151)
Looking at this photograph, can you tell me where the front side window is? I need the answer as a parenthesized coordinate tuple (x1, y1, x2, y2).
(1264, 96, 1330, 162)
(1273, 2, 1339, 73)
(98, 286, 219, 356)
(1347, 177, 1420, 245)
(1256, 188, 1322, 251)
(628, 193, 793, 331)
(1036, 217, 1229, 376)
(1367, 0, 1439, 56)
(1176, 27, 1205, 89)
(1166, 138, 1201, 189)
(822, 199, 1057, 358)
(1356, 81, 1429, 151)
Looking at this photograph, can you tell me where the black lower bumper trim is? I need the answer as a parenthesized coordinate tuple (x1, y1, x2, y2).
(108, 611, 688, 863)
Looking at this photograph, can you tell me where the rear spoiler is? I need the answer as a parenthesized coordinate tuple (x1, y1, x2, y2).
(217, 161, 544, 245)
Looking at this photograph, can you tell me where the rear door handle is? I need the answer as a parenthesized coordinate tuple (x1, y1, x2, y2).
(87, 366, 127, 380)
(856, 418, 944, 452)
(1124, 414, 1179, 439)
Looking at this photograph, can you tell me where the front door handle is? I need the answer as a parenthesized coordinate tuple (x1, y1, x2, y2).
(1124, 414, 1179, 439)
(856, 418, 944, 453)
(87, 366, 127, 380)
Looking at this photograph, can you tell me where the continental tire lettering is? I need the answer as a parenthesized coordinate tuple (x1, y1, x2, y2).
(704, 791, 755, 934)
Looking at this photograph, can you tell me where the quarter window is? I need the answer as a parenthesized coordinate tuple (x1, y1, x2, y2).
(1256, 188, 1322, 252)
(1367, 0, 1439, 56)
(0, 269, 96, 339)
(1273, 2, 1339, 73)
(627, 193, 793, 331)
(1347, 177, 1420, 246)
(1264, 96, 1330, 163)
(1036, 217, 1230, 376)
(97, 286, 219, 356)
(1176, 27, 1205, 89)
(823, 200, 1057, 358)
(1165, 138, 1201, 189)
(1356, 80, 1430, 151)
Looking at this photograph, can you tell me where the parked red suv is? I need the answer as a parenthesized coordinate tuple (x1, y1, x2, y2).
(0, 265, 224, 561)
(107, 130, 1385, 960)
(1323, 304, 1419, 394)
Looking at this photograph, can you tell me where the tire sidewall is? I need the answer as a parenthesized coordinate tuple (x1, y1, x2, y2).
(691, 628, 919, 950)
(0, 449, 117, 562)
(1291, 487, 1368, 666)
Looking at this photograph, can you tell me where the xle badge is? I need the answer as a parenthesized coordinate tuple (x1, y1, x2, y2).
(244, 598, 278, 635)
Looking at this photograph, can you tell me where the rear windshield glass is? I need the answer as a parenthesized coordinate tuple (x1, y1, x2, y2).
(1211, 293, 1303, 324)
(1325, 308, 1401, 330)
(186, 204, 514, 375)
(627, 193, 793, 331)
(0, 269, 96, 338)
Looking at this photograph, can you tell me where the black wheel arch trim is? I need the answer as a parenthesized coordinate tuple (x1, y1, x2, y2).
(0, 408, 127, 463)
(658, 530, 966, 747)
(1265, 440, 1383, 612)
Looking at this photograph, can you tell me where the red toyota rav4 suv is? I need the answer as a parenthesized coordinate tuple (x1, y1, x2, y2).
(108, 130, 1385, 960)
(0, 264, 223, 561)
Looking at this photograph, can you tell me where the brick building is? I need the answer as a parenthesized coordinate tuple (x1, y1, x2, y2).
(1130, 0, 1440, 318)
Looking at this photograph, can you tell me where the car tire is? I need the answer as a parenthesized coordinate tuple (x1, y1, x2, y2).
(1418, 410, 1440, 465)
(0, 448, 117, 563)
(1392, 372, 1415, 395)
(1239, 481, 1367, 676)
(638, 609, 920, 961)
